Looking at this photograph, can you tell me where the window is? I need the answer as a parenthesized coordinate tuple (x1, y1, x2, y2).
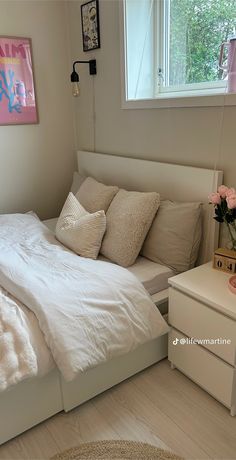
(122, 0, 236, 106)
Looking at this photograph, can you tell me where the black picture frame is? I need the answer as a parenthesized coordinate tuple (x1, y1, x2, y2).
(81, 0, 100, 52)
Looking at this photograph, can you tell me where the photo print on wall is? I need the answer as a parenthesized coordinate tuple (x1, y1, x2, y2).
(0, 36, 38, 126)
(81, 0, 100, 52)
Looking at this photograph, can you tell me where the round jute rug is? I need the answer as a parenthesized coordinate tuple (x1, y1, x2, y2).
(51, 440, 184, 460)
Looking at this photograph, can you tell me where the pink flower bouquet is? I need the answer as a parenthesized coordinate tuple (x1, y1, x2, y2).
(209, 185, 236, 251)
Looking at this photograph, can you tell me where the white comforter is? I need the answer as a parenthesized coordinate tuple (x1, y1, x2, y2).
(0, 213, 169, 383)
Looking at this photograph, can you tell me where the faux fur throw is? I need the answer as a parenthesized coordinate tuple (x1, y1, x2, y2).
(0, 288, 37, 392)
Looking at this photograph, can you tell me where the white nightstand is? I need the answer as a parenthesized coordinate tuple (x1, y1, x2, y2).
(168, 262, 236, 416)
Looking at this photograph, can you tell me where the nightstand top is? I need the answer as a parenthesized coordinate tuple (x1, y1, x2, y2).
(169, 262, 236, 320)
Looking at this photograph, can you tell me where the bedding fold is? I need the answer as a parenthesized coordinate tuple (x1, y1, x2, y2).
(0, 213, 169, 382)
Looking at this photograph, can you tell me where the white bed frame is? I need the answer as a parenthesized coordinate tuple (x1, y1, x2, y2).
(0, 151, 223, 445)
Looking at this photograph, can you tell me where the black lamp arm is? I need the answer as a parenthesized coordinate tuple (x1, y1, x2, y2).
(72, 60, 97, 75)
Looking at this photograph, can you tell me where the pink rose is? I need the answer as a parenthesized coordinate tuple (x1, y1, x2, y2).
(218, 185, 229, 198)
(226, 187, 236, 198)
(208, 192, 221, 205)
(226, 194, 236, 209)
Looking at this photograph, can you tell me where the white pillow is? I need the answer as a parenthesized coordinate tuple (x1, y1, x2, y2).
(56, 193, 106, 260)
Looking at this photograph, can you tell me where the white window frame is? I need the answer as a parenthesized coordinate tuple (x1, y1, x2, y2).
(119, 0, 236, 109)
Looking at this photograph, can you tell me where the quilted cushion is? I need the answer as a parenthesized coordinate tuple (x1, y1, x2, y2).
(56, 193, 106, 259)
(76, 177, 119, 213)
(100, 189, 160, 267)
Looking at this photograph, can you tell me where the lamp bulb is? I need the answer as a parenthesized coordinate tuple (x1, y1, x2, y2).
(72, 82, 80, 97)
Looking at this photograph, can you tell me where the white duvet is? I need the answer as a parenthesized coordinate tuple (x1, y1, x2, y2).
(0, 213, 169, 384)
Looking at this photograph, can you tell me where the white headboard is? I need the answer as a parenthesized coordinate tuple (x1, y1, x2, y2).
(77, 150, 223, 265)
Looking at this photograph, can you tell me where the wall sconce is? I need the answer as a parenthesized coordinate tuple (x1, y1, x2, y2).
(70, 59, 97, 97)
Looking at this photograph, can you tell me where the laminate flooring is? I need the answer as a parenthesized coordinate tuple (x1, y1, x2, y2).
(1, 359, 236, 460)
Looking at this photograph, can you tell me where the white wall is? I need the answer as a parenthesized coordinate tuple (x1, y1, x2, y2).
(0, 1, 76, 219)
(3, 1, 232, 219)
(68, 0, 236, 190)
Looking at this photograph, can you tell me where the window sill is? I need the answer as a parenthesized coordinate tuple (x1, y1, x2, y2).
(122, 92, 236, 109)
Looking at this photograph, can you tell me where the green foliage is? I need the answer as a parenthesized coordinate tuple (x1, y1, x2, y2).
(214, 200, 236, 223)
(169, 0, 236, 85)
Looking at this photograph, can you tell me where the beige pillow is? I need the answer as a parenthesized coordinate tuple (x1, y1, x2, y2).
(70, 171, 85, 195)
(56, 193, 106, 259)
(142, 201, 202, 273)
(101, 189, 160, 267)
(76, 177, 119, 213)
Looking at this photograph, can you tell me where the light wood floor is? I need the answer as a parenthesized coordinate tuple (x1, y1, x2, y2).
(1, 359, 236, 460)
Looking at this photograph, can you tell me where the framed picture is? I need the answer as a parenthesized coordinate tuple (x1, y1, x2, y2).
(0, 36, 38, 126)
(81, 0, 100, 52)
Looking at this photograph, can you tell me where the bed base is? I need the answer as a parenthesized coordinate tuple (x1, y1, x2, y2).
(61, 334, 168, 411)
(0, 368, 62, 445)
(0, 334, 167, 446)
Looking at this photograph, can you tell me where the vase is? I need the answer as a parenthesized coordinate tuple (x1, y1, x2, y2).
(226, 222, 236, 252)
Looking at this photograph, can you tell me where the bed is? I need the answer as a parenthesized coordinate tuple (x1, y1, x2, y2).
(0, 151, 222, 445)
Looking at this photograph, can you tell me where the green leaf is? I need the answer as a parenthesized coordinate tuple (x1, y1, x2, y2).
(214, 216, 224, 223)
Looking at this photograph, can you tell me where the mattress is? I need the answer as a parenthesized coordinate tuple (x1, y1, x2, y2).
(43, 217, 58, 232)
(123, 256, 173, 295)
(43, 218, 174, 295)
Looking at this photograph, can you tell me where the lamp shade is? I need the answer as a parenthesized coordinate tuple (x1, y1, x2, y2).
(71, 70, 79, 82)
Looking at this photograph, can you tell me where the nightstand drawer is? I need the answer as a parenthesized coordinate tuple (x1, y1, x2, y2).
(169, 287, 236, 366)
(169, 329, 235, 409)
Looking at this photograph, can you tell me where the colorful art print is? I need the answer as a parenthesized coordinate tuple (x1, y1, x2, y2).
(0, 36, 38, 126)
(81, 0, 100, 52)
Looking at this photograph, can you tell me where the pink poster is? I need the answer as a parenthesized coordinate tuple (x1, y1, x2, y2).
(0, 36, 38, 125)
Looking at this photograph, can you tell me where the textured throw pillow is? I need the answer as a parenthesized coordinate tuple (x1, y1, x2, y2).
(70, 171, 86, 195)
(100, 189, 160, 267)
(76, 177, 119, 213)
(142, 201, 202, 273)
(56, 193, 106, 259)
